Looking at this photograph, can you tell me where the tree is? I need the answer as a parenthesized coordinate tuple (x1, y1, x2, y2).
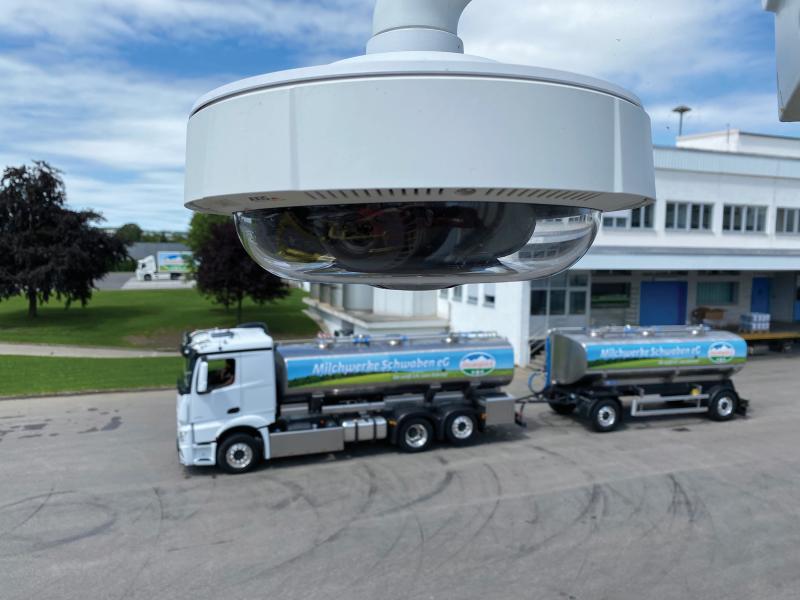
(194, 220, 289, 322)
(187, 212, 229, 253)
(115, 223, 143, 244)
(0, 162, 129, 317)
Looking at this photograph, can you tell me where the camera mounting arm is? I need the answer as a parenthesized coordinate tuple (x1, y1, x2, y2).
(368, 0, 473, 54)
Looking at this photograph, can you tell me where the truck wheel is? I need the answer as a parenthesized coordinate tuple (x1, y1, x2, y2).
(590, 399, 622, 433)
(217, 434, 260, 474)
(708, 388, 739, 422)
(397, 417, 434, 453)
(444, 412, 477, 446)
(548, 402, 576, 416)
(144, 274, 152, 281)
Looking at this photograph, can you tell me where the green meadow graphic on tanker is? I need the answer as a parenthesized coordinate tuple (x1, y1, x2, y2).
(284, 348, 514, 389)
(586, 340, 747, 371)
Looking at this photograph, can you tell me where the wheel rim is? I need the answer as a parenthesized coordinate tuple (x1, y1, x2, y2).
(405, 423, 429, 449)
(597, 405, 617, 428)
(717, 396, 734, 417)
(226, 443, 253, 469)
(450, 415, 474, 440)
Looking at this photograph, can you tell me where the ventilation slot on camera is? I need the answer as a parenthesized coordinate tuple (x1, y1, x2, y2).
(303, 188, 601, 203)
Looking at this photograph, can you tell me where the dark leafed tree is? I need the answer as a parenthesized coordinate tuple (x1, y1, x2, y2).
(0, 161, 129, 317)
(194, 219, 289, 323)
(115, 223, 143, 244)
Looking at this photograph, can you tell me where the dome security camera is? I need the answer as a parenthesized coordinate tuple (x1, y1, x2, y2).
(764, 0, 800, 122)
(185, 0, 656, 290)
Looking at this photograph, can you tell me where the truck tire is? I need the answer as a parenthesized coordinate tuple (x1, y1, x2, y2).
(590, 398, 622, 433)
(708, 387, 739, 422)
(217, 433, 260, 474)
(144, 274, 152, 281)
(397, 417, 434, 453)
(548, 402, 576, 416)
(444, 412, 478, 446)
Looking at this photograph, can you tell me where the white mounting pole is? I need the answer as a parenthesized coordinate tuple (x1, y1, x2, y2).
(367, 0, 473, 54)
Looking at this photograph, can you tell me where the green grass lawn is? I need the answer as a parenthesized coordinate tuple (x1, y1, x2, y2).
(0, 356, 185, 397)
(0, 288, 319, 350)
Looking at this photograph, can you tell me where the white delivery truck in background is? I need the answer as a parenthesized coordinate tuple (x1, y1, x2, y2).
(135, 250, 193, 281)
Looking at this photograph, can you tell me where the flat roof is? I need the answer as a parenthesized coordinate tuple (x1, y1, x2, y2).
(575, 246, 800, 272)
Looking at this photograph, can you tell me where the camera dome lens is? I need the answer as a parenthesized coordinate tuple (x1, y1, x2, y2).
(235, 201, 599, 290)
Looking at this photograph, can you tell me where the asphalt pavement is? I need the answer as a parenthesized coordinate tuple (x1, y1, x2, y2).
(1, 357, 799, 600)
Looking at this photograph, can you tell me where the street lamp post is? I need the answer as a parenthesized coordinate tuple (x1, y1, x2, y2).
(673, 105, 692, 137)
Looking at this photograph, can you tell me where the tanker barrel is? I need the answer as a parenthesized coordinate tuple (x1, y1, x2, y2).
(275, 332, 516, 401)
(546, 326, 748, 387)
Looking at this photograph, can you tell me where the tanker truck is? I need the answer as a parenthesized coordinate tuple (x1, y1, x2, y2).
(530, 326, 749, 432)
(177, 325, 523, 473)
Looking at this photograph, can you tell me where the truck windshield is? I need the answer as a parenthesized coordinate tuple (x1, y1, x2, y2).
(177, 354, 197, 394)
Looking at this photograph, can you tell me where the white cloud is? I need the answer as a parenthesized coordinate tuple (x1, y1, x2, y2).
(0, 53, 211, 229)
(0, 0, 372, 50)
(0, 0, 790, 230)
(649, 92, 800, 139)
(460, 0, 761, 94)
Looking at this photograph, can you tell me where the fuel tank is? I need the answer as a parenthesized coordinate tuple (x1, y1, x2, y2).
(276, 332, 515, 400)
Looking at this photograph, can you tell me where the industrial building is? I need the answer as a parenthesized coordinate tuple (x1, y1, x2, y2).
(304, 131, 800, 364)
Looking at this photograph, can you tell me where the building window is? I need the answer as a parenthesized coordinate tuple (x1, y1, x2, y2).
(484, 283, 496, 307)
(467, 284, 479, 305)
(453, 286, 463, 302)
(549, 290, 567, 315)
(723, 205, 767, 233)
(665, 201, 713, 231)
(530, 273, 588, 316)
(776, 208, 800, 234)
(591, 282, 631, 308)
(530, 290, 547, 315)
(696, 282, 739, 305)
(569, 291, 587, 315)
(439, 288, 449, 299)
(602, 205, 654, 229)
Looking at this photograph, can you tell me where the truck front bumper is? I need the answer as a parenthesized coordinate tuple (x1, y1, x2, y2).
(177, 427, 217, 467)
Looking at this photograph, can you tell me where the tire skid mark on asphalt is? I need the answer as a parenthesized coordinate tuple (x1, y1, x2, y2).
(235, 465, 382, 589)
(347, 513, 410, 589)
(118, 486, 165, 600)
(24, 497, 118, 554)
(428, 462, 504, 573)
(376, 469, 455, 518)
(0, 487, 70, 539)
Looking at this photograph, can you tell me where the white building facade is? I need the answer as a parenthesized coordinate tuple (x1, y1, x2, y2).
(306, 131, 800, 364)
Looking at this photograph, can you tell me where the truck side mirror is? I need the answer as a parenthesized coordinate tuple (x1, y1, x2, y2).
(196, 360, 209, 394)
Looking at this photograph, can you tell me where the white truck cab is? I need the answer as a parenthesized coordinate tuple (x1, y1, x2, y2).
(177, 326, 277, 470)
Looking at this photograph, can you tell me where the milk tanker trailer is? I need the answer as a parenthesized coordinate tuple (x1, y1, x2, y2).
(529, 326, 749, 432)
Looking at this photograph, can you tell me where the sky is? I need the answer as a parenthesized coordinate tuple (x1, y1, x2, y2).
(1, 0, 797, 231)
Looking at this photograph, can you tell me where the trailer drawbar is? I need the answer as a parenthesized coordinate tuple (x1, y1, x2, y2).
(176, 324, 748, 473)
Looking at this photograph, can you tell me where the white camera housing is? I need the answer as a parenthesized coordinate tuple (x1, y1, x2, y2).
(765, 0, 800, 122)
(185, 0, 656, 290)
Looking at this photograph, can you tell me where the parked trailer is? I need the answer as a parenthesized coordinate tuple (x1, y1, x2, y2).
(530, 326, 748, 432)
(177, 325, 524, 474)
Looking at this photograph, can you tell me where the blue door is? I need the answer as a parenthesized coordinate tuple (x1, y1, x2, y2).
(751, 277, 771, 314)
(640, 281, 688, 326)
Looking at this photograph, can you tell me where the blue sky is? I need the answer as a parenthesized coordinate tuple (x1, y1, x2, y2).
(1, 0, 797, 230)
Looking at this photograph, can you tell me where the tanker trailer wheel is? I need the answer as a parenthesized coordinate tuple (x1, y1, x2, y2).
(707, 387, 739, 422)
(548, 402, 576, 416)
(589, 398, 622, 433)
(217, 433, 260, 474)
(397, 417, 434, 453)
(444, 412, 478, 446)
